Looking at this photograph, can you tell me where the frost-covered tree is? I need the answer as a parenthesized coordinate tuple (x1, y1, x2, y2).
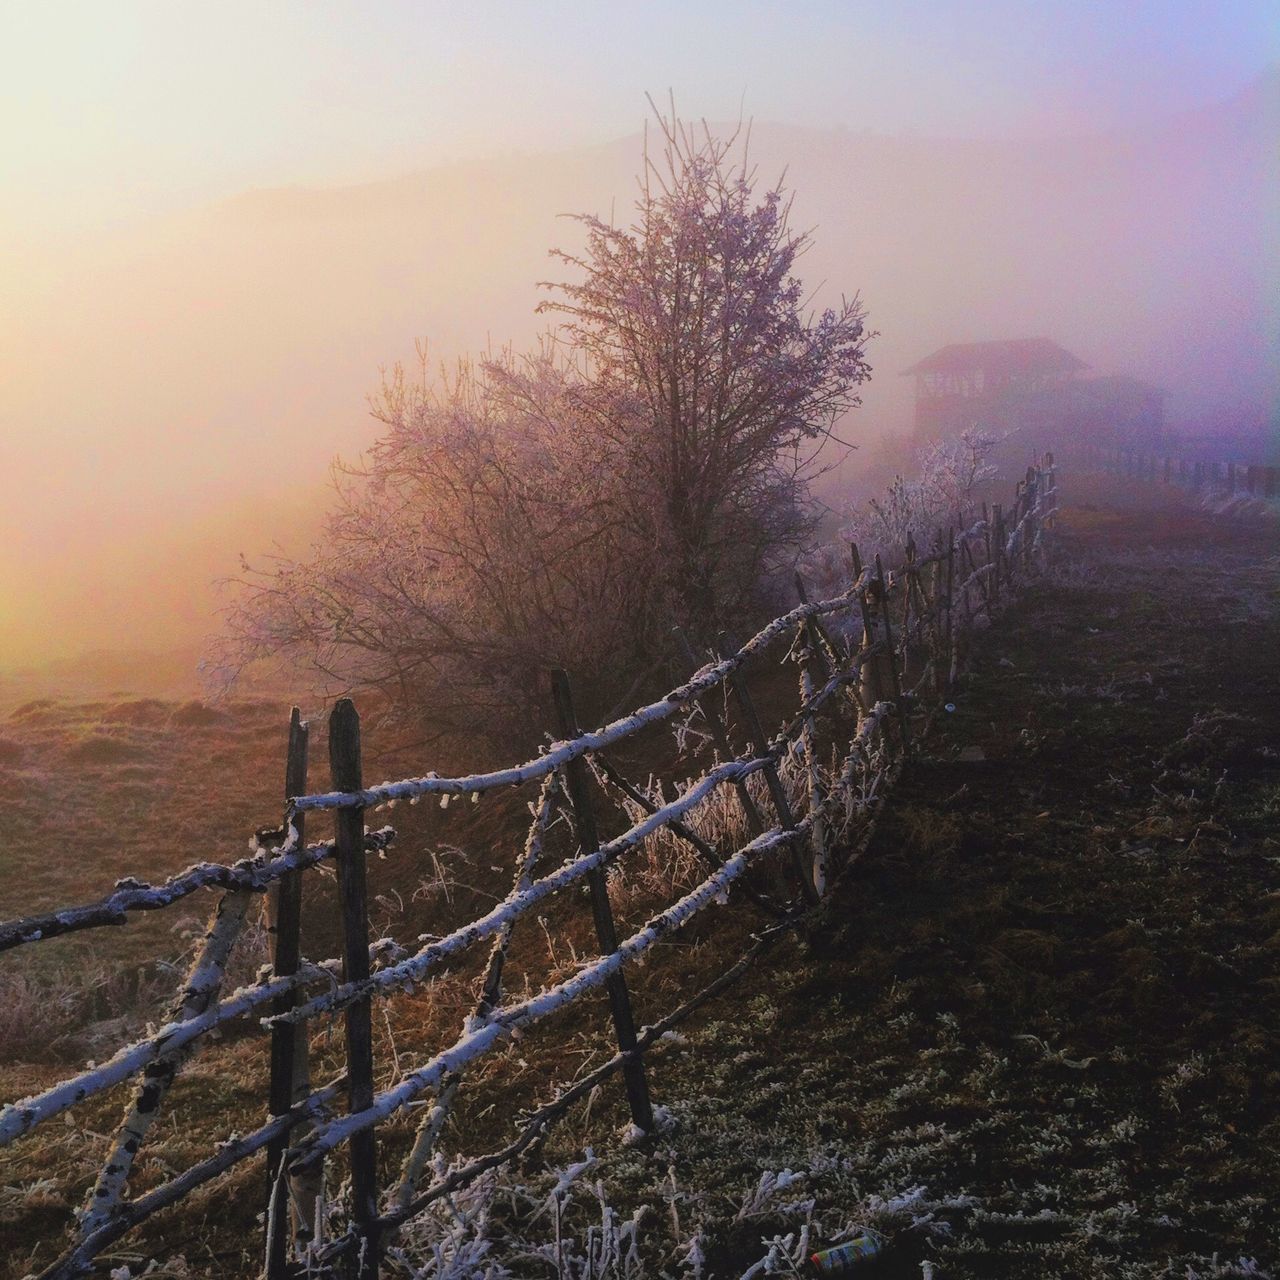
(220, 109, 872, 739)
(540, 107, 872, 639)
(844, 428, 1000, 559)
(219, 350, 673, 746)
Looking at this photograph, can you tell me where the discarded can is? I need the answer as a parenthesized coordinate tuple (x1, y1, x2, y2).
(809, 1235, 882, 1273)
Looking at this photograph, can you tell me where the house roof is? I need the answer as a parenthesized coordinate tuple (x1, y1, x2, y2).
(902, 338, 1088, 378)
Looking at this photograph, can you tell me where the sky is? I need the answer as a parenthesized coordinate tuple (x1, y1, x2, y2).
(3, 1, 1277, 235)
(0, 1, 1276, 673)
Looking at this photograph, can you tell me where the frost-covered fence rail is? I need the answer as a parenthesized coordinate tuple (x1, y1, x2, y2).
(1087, 442, 1279, 501)
(0, 458, 1059, 1280)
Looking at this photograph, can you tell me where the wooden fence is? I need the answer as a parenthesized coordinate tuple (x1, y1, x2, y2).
(1086, 443, 1279, 499)
(0, 459, 1058, 1280)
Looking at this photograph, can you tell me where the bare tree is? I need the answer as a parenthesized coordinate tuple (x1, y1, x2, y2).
(540, 105, 872, 639)
(218, 349, 672, 747)
(219, 110, 872, 740)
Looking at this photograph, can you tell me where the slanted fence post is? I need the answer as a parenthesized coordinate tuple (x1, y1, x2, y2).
(266, 708, 315, 1279)
(329, 699, 381, 1280)
(720, 641, 820, 906)
(671, 627, 768, 839)
(549, 670, 655, 1136)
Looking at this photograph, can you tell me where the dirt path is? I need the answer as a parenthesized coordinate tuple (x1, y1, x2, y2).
(633, 502, 1280, 1277)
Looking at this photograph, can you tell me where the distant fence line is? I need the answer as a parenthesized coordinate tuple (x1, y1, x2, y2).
(0, 459, 1059, 1280)
(1086, 443, 1279, 499)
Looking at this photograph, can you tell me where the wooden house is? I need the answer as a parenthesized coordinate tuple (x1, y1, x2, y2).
(903, 338, 1164, 450)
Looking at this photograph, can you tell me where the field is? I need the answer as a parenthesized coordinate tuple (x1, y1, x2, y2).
(1, 482, 1278, 1278)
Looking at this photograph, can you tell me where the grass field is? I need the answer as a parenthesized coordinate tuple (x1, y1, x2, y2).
(2, 484, 1278, 1278)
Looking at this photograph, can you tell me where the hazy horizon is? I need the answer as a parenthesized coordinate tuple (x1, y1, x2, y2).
(2, 3, 1277, 674)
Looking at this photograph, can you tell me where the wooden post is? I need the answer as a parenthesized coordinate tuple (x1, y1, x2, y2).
(850, 543, 888, 710)
(923, 531, 941, 696)
(329, 699, 380, 1279)
(549, 670, 655, 1135)
(874, 555, 912, 752)
(671, 627, 767, 838)
(982, 504, 997, 609)
(1228, 462, 1237, 493)
(721, 647, 819, 906)
(266, 710, 313, 1279)
(1023, 467, 1036, 572)
(944, 527, 957, 690)
(993, 504, 1008, 590)
(793, 602, 829, 900)
(898, 533, 923, 692)
(792, 570, 850, 671)
(1267, 467, 1278, 499)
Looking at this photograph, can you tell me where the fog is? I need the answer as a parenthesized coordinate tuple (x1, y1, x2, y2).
(2, 66, 1275, 672)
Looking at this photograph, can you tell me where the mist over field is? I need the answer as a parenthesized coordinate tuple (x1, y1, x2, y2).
(2, 63, 1276, 676)
(6, 9, 1280, 1277)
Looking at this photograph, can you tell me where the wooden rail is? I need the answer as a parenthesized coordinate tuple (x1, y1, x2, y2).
(0, 458, 1059, 1279)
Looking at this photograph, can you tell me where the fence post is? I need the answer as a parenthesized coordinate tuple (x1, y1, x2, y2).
(873, 555, 912, 753)
(792, 569, 850, 671)
(851, 542, 893, 707)
(981, 505, 998, 609)
(897, 533, 921, 692)
(945, 527, 958, 690)
(1023, 467, 1037, 572)
(1268, 467, 1278, 499)
(993, 504, 1008, 590)
(329, 699, 380, 1280)
(792, 586, 829, 899)
(926, 530, 945, 696)
(721, 647, 820, 906)
(266, 709, 314, 1279)
(671, 627, 768, 839)
(549, 670, 656, 1135)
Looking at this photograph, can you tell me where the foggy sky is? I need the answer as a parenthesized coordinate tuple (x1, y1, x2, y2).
(1, 3, 1277, 671)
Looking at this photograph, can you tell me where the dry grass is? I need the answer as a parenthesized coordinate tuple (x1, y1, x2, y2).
(0, 649, 827, 1276)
